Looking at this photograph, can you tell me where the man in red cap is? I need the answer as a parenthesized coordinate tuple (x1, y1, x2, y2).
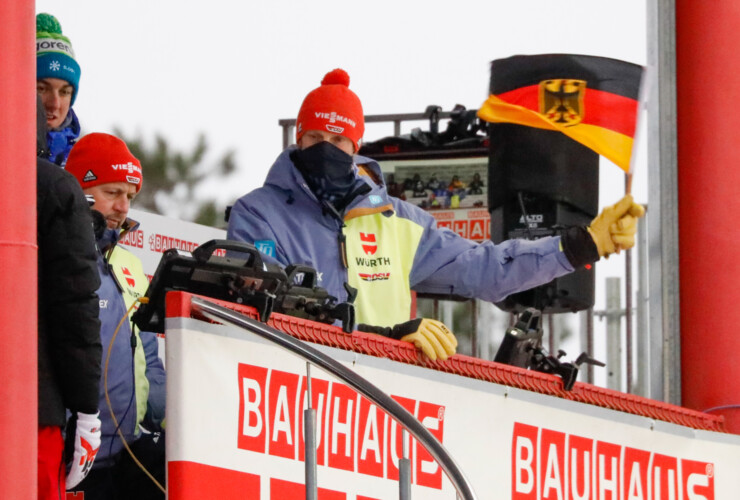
(227, 69, 644, 363)
(65, 133, 166, 499)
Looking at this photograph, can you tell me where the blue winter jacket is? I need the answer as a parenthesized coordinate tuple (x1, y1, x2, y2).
(94, 222, 166, 468)
(47, 108, 80, 168)
(227, 147, 575, 326)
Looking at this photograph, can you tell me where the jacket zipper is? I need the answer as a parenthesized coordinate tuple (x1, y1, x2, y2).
(338, 231, 348, 269)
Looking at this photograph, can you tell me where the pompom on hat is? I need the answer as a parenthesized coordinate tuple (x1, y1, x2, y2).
(36, 13, 81, 105)
(66, 133, 143, 193)
(296, 69, 365, 152)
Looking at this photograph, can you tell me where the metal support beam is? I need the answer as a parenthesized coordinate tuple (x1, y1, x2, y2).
(647, 0, 681, 405)
(399, 430, 411, 500)
(304, 363, 318, 500)
(635, 211, 650, 396)
(606, 278, 622, 391)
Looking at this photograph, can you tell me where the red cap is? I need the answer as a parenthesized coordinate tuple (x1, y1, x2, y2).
(66, 133, 143, 193)
(296, 69, 364, 152)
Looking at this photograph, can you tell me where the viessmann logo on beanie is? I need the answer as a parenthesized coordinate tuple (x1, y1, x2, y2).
(65, 133, 143, 193)
(296, 68, 365, 152)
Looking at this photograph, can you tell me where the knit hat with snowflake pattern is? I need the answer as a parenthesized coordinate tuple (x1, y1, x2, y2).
(36, 13, 81, 105)
(296, 69, 365, 152)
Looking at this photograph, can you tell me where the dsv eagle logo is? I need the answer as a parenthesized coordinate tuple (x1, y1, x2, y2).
(539, 79, 586, 127)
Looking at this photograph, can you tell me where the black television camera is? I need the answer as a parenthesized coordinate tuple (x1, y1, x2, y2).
(132, 240, 357, 334)
(494, 307, 604, 390)
(274, 265, 356, 333)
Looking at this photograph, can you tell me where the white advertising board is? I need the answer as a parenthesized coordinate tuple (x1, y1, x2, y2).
(119, 208, 226, 279)
(165, 317, 740, 500)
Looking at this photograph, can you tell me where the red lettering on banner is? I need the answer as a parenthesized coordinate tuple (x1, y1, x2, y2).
(469, 218, 486, 242)
(431, 211, 491, 241)
(415, 401, 445, 489)
(511, 423, 715, 499)
(540, 429, 565, 500)
(452, 220, 468, 238)
(270, 478, 346, 499)
(357, 496, 382, 500)
(147, 232, 225, 255)
(236, 363, 445, 491)
(328, 383, 357, 471)
(357, 398, 385, 478)
(469, 209, 489, 218)
(430, 211, 455, 221)
(268, 370, 300, 459)
(387, 395, 417, 482)
(119, 229, 144, 248)
(513, 422, 538, 499)
(623, 447, 650, 500)
(682, 458, 715, 500)
(652, 453, 679, 499)
(596, 441, 621, 500)
(568, 434, 593, 500)
(66, 493, 84, 499)
(238, 364, 268, 453)
(298, 376, 330, 467)
(168, 461, 260, 498)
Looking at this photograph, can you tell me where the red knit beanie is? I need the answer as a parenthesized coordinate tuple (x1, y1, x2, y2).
(296, 68, 364, 152)
(66, 133, 143, 193)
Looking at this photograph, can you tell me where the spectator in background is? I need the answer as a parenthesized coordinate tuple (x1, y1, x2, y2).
(447, 174, 465, 193)
(385, 173, 406, 200)
(65, 133, 166, 500)
(36, 95, 102, 498)
(468, 172, 484, 195)
(36, 13, 82, 168)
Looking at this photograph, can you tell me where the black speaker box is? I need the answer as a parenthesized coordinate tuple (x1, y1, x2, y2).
(488, 123, 599, 313)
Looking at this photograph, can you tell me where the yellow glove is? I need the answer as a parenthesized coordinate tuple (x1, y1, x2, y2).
(587, 195, 645, 257)
(357, 318, 459, 361)
(395, 318, 458, 361)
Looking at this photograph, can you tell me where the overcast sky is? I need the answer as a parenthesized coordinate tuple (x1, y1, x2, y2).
(36, 0, 648, 207)
(35, 0, 650, 383)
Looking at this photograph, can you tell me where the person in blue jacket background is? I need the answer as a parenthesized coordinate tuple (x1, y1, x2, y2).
(65, 133, 166, 500)
(227, 68, 644, 362)
(36, 13, 82, 168)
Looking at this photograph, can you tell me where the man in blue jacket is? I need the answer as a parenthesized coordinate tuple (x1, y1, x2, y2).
(227, 68, 644, 361)
(36, 13, 82, 168)
(65, 133, 166, 500)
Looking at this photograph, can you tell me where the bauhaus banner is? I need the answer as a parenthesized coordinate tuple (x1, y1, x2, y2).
(164, 310, 740, 499)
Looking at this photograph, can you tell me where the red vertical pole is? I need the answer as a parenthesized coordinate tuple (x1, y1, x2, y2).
(676, 1, 740, 433)
(0, 2, 37, 497)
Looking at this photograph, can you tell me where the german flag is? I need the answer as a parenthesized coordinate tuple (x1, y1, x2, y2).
(478, 54, 644, 172)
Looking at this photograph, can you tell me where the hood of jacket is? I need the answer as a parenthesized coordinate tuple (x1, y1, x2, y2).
(95, 216, 140, 255)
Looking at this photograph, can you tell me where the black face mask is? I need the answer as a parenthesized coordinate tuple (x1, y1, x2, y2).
(292, 141, 357, 204)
